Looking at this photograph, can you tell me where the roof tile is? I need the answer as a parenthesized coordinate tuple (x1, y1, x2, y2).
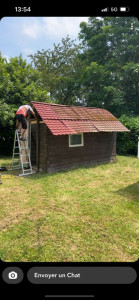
(31, 101, 129, 135)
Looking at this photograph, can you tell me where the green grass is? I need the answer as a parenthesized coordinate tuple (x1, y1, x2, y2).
(0, 155, 139, 262)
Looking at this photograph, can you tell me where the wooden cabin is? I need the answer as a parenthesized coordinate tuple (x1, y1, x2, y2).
(29, 101, 129, 173)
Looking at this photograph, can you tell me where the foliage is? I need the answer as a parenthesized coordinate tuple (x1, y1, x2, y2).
(29, 36, 82, 105)
(0, 54, 50, 155)
(117, 115, 139, 155)
(79, 17, 139, 116)
(29, 17, 139, 115)
(0, 123, 15, 155)
(1, 54, 50, 107)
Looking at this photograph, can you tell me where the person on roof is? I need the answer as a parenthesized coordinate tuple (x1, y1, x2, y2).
(16, 105, 35, 141)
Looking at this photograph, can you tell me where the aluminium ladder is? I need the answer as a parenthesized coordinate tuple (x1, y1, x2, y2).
(10, 129, 35, 176)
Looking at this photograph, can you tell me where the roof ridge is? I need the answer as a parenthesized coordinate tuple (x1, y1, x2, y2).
(31, 101, 100, 110)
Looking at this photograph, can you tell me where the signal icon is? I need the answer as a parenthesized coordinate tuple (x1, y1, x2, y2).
(101, 7, 109, 12)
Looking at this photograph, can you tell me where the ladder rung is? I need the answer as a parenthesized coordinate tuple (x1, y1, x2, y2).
(22, 163, 30, 170)
(19, 172, 35, 176)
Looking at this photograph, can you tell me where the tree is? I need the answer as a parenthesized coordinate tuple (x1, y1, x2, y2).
(79, 17, 139, 116)
(0, 54, 50, 155)
(117, 115, 139, 155)
(121, 62, 139, 115)
(30, 36, 82, 104)
(4, 54, 50, 106)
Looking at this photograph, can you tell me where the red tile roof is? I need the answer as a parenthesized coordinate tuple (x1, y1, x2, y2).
(31, 101, 129, 135)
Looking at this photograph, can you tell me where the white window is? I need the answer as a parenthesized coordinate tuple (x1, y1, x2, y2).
(69, 133, 84, 147)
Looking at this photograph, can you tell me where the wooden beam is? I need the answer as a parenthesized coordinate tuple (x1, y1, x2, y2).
(27, 110, 31, 150)
(36, 112, 40, 172)
(31, 120, 44, 124)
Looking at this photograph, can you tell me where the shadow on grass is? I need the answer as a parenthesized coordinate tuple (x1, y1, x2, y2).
(116, 181, 139, 202)
(0, 155, 116, 180)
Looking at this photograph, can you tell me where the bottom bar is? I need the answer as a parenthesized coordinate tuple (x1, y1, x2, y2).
(45, 296, 94, 298)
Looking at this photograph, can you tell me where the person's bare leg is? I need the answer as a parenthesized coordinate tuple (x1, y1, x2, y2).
(16, 119, 19, 129)
(19, 122, 22, 132)
(20, 128, 26, 137)
(16, 120, 22, 132)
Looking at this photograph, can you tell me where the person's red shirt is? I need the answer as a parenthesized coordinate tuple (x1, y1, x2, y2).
(16, 105, 33, 117)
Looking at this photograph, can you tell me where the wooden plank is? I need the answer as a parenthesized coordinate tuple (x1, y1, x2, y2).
(31, 120, 44, 124)
(46, 131, 117, 172)
(36, 112, 40, 172)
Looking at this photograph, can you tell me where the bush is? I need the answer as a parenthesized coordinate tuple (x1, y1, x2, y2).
(117, 115, 139, 156)
(0, 124, 15, 156)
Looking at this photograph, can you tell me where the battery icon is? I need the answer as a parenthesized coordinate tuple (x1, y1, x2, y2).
(120, 7, 130, 12)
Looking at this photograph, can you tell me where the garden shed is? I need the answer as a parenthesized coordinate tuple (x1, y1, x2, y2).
(29, 101, 129, 173)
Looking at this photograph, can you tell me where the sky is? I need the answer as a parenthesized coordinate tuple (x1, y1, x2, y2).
(0, 17, 89, 63)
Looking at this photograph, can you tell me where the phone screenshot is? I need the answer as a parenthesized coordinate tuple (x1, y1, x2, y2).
(0, 1, 138, 299)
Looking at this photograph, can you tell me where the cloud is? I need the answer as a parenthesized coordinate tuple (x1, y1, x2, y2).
(22, 17, 88, 40)
(2, 54, 10, 62)
(22, 18, 42, 38)
(42, 17, 88, 38)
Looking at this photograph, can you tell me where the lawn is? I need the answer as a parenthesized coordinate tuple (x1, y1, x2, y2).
(0, 155, 139, 262)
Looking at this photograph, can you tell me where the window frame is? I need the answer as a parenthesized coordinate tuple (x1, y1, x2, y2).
(69, 133, 84, 147)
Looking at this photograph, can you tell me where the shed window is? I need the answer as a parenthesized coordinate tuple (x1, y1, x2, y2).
(69, 133, 84, 147)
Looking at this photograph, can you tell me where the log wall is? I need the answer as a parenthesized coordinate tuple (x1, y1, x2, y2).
(31, 122, 117, 173)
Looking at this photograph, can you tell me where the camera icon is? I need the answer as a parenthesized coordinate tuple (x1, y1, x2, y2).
(8, 271, 18, 280)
